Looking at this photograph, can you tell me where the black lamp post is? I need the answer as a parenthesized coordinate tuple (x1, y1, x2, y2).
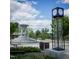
(52, 7, 64, 51)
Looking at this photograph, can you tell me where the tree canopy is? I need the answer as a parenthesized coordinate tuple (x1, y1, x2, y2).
(10, 22, 19, 35)
(51, 16, 69, 40)
(28, 28, 51, 40)
(62, 16, 69, 36)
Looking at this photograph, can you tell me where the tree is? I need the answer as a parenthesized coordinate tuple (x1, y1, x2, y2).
(51, 16, 69, 40)
(28, 28, 51, 40)
(62, 16, 69, 36)
(40, 28, 50, 40)
(35, 30, 41, 39)
(28, 29, 36, 39)
(10, 22, 19, 35)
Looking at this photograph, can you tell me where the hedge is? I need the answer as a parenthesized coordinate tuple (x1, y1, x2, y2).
(10, 47, 41, 54)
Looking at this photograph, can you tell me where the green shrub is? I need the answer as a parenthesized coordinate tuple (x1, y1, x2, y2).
(10, 47, 41, 54)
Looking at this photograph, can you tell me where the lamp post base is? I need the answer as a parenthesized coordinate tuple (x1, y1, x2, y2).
(53, 47, 65, 51)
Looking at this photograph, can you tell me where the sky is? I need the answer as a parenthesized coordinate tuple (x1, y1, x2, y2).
(10, 0, 69, 32)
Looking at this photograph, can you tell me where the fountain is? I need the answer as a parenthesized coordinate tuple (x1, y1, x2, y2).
(10, 24, 39, 48)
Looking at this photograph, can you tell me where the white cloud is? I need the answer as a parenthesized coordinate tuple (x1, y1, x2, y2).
(19, 19, 52, 32)
(64, 0, 69, 3)
(39, 15, 44, 18)
(17, 0, 26, 2)
(10, 0, 52, 32)
(31, 1, 37, 5)
(10, 0, 40, 21)
(64, 9, 69, 16)
(56, 0, 69, 4)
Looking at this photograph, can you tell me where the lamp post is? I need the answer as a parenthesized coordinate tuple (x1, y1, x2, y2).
(52, 7, 64, 18)
(52, 7, 64, 51)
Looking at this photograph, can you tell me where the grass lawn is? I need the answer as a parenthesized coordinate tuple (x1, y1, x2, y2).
(10, 47, 56, 59)
(11, 53, 55, 59)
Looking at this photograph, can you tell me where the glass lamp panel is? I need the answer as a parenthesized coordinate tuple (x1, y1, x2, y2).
(58, 9, 63, 15)
(58, 19, 62, 31)
(53, 9, 57, 16)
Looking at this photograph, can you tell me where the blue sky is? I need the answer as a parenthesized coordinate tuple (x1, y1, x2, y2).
(17, 0, 69, 20)
(31, 0, 69, 19)
(11, 0, 69, 32)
